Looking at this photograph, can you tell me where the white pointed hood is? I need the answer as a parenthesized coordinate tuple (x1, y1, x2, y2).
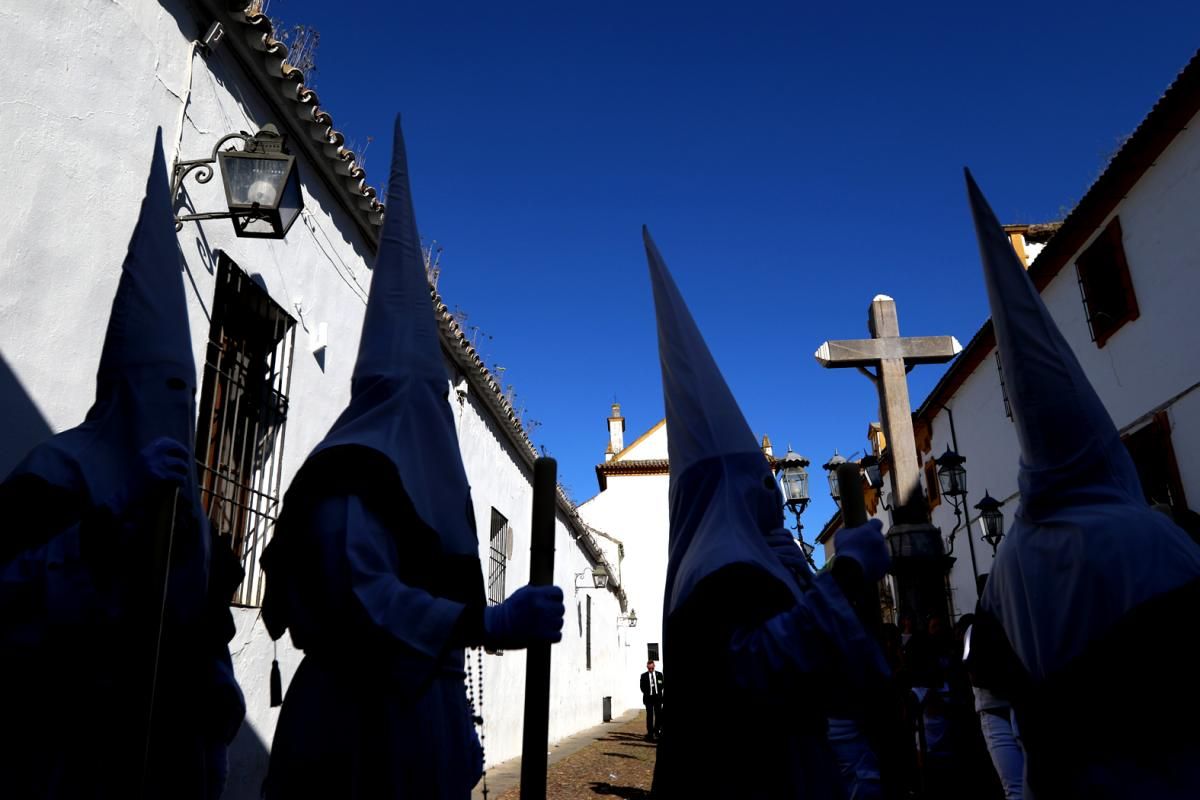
(644, 227, 799, 620)
(965, 169, 1200, 680)
(305, 116, 477, 557)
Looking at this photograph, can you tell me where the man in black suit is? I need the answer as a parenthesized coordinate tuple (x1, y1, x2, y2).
(640, 661, 664, 741)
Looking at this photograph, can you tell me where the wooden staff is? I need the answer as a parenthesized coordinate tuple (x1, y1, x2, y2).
(836, 462, 911, 800)
(142, 485, 180, 798)
(520, 457, 557, 800)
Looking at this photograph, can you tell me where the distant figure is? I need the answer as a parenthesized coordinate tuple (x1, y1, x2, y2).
(0, 131, 244, 799)
(641, 228, 890, 799)
(640, 661, 665, 740)
(963, 171, 1200, 799)
(261, 117, 564, 800)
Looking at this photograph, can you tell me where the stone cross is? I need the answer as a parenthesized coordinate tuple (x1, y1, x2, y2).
(815, 294, 962, 516)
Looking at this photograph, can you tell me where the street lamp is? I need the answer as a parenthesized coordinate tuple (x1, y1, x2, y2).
(618, 609, 638, 628)
(172, 124, 303, 239)
(574, 566, 609, 592)
(778, 448, 811, 514)
(936, 446, 967, 498)
(822, 450, 848, 505)
(776, 447, 817, 569)
(860, 454, 883, 489)
(975, 492, 1005, 554)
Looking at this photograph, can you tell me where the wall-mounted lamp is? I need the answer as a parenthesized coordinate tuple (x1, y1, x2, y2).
(172, 124, 303, 239)
(617, 609, 638, 628)
(975, 491, 1006, 554)
(574, 566, 609, 592)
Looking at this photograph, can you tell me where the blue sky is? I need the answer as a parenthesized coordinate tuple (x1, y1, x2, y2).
(274, 0, 1198, 534)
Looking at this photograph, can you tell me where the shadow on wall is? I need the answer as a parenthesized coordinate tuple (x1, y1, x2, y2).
(223, 720, 271, 800)
(0, 352, 53, 479)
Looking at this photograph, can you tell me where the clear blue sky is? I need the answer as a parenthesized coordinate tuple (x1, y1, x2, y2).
(275, 0, 1198, 535)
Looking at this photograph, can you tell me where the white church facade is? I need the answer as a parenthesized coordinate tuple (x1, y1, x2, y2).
(819, 48, 1200, 623)
(0, 1, 637, 794)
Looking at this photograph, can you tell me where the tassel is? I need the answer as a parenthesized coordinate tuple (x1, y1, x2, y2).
(270, 642, 283, 707)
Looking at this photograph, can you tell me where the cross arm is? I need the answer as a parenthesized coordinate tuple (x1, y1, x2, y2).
(814, 336, 962, 368)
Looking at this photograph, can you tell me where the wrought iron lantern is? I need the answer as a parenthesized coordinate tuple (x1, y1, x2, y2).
(822, 450, 848, 504)
(172, 124, 303, 239)
(778, 448, 811, 513)
(936, 446, 967, 498)
(575, 566, 609, 591)
(618, 609, 638, 628)
(860, 454, 883, 489)
(975, 491, 1005, 553)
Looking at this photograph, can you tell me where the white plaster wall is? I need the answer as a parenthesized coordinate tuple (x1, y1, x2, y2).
(0, 0, 374, 484)
(1023, 240, 1048, 265)
(924, 356, 1020, 620)
(0, 0, 635, 790)
(452, 383, 634, 766)
(1038, 112, 1200, 430)
(615, 421, 668, 460)
(911, 108, 1200, 621)
(579, 469, 671, 711)
(0, 4, 377, 797)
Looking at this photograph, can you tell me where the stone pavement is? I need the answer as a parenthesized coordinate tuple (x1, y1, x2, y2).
(472, 709, 655, 800)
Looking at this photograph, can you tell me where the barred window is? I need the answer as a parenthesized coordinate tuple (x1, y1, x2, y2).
(195, 254, 296, 607)
(487, 508, 511, 606)
(1076, 217, 1139, 348)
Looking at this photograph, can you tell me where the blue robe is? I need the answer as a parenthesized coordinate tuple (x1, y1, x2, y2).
(0, 472, 244, 799)
(263, 474, 482, 800)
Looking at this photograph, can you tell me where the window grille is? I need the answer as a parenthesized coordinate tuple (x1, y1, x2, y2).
(195, 253, 296, 607)
(994, 352, 1013, 420)
(487, 508, 510, 606)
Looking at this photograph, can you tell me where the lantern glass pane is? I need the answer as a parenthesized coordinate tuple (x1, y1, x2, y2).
(277, 165, 304, 234)
(827, 470, 840, 500)
(866, 464, 882, 488)
(782, 466, 808, 503)
(982, 509, 1004, 543)
(223, 155, 289, 209)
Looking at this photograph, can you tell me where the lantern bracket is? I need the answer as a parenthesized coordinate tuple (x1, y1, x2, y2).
(170, 131, 259, 230)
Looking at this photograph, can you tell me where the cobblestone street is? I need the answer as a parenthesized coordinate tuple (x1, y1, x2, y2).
(478, 711, 655, 800)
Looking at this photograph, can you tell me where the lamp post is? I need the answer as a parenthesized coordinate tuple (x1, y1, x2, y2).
(975, 492, 1006, 555)
(171, 124, 303, 238)
(777, 448, 817, 569)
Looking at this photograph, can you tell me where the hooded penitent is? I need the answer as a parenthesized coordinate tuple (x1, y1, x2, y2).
(644, 226, 800, 622)
(263, 115, 484, 647)
(965, 169, 1200, 682)
(4, 129, 209, 596)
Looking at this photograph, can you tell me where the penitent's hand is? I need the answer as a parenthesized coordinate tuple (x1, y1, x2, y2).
(482, 584, 565, 650)
(135, 437, 192, 495)
(764, 527, 811, 575)
(102, 437, 192, 517)
(833, 519, 889, 584)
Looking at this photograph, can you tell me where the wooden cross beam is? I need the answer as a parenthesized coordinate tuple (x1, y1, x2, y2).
(815, 295, 961, 515)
